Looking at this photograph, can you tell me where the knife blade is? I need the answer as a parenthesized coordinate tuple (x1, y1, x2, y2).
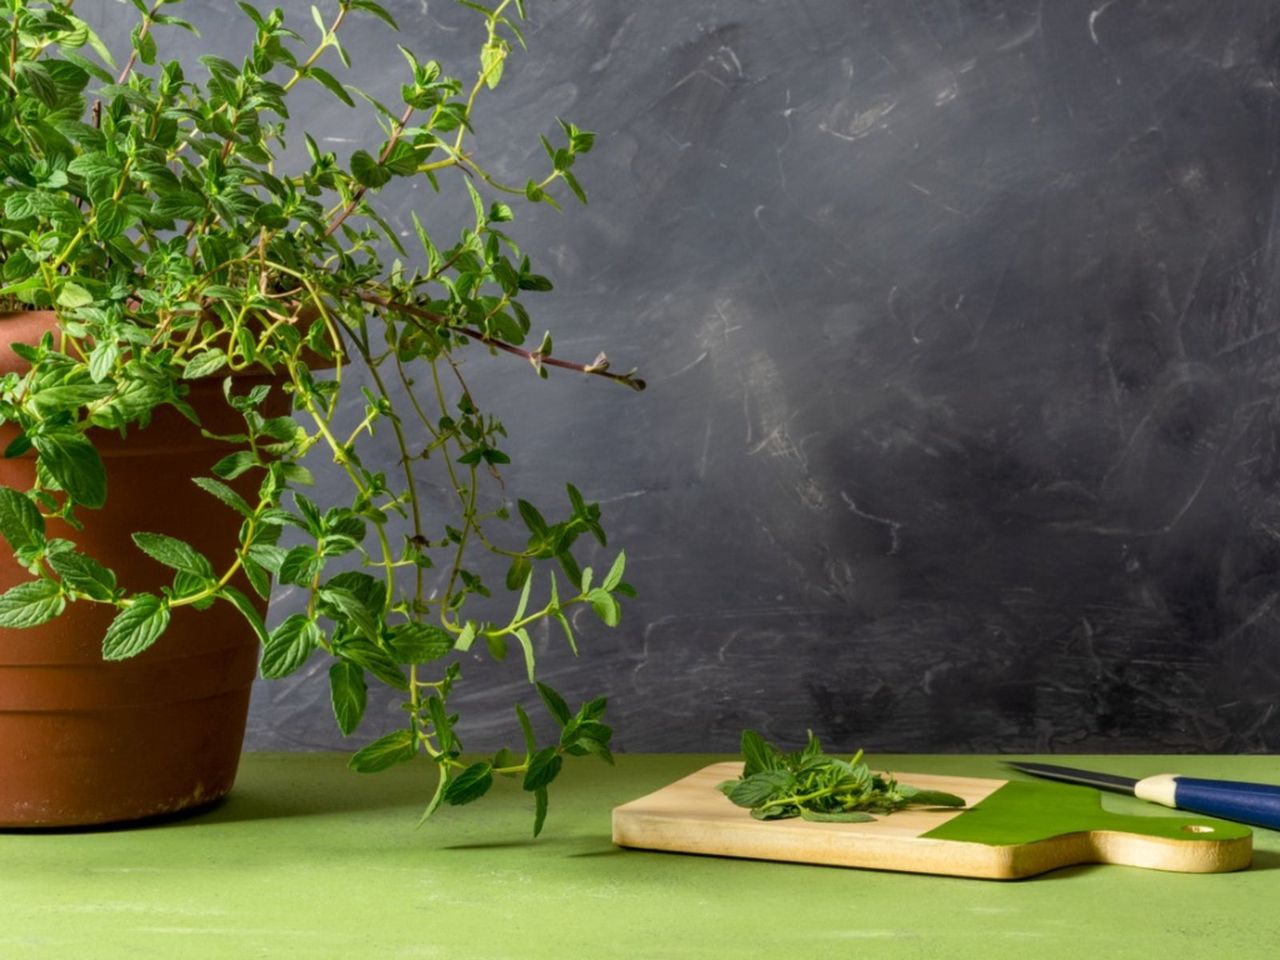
(1006, 761, 1280, 831)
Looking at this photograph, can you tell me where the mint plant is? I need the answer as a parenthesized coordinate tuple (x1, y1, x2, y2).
(0, 0, 640, 834)
(718, 731, 965, 822)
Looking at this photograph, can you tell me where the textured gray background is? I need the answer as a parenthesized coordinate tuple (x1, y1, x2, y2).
(81, 0, 1280, 754)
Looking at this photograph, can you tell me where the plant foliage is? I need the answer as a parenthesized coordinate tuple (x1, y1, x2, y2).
(0, 0, 640, 835)
(718, 731, 966, 822)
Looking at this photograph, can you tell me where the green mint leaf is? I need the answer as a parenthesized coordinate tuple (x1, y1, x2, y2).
(515, 702, 536, 755)
(903, 790, 967, 808)
(101, 594, 169, 659)
(329, 660, 368, 736)
(513, 626, 536, 682)
(131, 532, 215, 579)
(0, 488, 46, 552)
(277, 544, 321, 586)
(32, 431, 106, 508)
(46, 549, 116, 601)
(67, 152, 120, 180)
(348, 728, 416, 773)
(0, 579, 65, 628)
(799, 809, 878, 824)
(532, 786, 549, 837)
(191, 477, 252, 517)
(535, 682, 571, 726)
(443, 762, 494, 806)
(585, 588, 620, 627)
(719, 770, 793, 809)
(338, 638, 408, 691)
(350, 149, 391, 188)
(260, 613, 320, 679)
(55, 281, 93, 308)
(183, 349, 228, 379)
(88, 340, 118, 383)
(740, 729, 785, 777)
(211, 450, 260, 481)
(306, 66, 355, 107)
(388, 620, 453, 664)
(318, 586, 381, 642)
(516, 499, 548, 536)
(522, 747, 562, 792)
(15, 61, 58, 108)
(219, 585, 268, 647)
(351, 0, 400, 30)
(602, 550, 626, 591)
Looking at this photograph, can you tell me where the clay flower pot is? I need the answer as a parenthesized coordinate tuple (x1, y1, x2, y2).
(0, 310, 281, 826)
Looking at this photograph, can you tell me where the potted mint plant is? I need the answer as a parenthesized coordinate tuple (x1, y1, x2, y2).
(0, 0, 639, 831)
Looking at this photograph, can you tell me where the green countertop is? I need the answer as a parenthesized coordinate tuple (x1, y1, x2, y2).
(3, 753, 1279, 959)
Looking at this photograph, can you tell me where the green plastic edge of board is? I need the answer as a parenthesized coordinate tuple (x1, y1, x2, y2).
(920, 780, 1253, 846)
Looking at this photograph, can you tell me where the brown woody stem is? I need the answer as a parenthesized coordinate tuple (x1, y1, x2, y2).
(355, 291, 645, 391)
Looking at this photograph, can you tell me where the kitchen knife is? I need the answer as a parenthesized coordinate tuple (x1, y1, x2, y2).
(1007, 761, 1280, 831)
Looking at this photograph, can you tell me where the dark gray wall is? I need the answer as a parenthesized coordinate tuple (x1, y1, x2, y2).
(82, 1, 1280, 754)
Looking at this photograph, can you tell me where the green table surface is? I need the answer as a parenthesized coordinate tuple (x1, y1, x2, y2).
(3, 753, 1280, 959)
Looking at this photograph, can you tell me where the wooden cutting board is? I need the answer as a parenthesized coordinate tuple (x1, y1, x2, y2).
(611, 762, 1253, 879)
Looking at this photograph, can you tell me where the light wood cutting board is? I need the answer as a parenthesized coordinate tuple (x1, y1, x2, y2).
(611, 762, 1253, 880)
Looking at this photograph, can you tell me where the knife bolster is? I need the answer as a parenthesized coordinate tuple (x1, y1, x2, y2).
(1135, 774, 1180, 808)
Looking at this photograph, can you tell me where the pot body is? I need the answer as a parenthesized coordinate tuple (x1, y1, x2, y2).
(0, 311, 281, 826)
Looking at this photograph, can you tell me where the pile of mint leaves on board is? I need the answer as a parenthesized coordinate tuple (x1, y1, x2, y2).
(718, 731, 966, 823)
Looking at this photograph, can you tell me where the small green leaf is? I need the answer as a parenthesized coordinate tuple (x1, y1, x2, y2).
(46, 549, 116, 601)
(505, 555, 531, 591)
(602, 551, 626, 591)
(307, 66, 355, 107)
(0, 579, 65, 628)
(388, 620, 453, 664)
(56, 282, 94, 309)
(329, 660, 367, 736)
(31, 432, 106, 508)
(719, 770, 794, 809)
(102, 594, 170, 660)
(219, 585, 268, 647)
(319, 586, 381, 642)
(277, 545, 321, 586)
(192, 477, 252, 517)
(443, 762, 494, 806)
(455, 620, 478, 653)
(350, 149, 391, 189)
(522, 747, 562, 792)
(211, 450, 259, 481)
(513, 626, 535, 683)
(15, 61, 58, 108)
(740, 729, 785, 777)
(0, 488, 46, 552)
(339, 639, 409, 691)
(351, 0, 399, 29)
(532, 786, 549, 837)
(260, 613, 320, 678)
(183, 349, 228, 379)
(535, 681, 571, 727)
(586, 588, 620, 627)
(799, 809, 878, 824)
(903, 790, 967, 808)
(348, 728, 416, 773)
(88, 340, 118, 383)
(131, 532, 215, 579)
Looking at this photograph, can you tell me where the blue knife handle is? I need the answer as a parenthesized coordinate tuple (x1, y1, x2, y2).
(1135, 773, 1280, 830)
(1169, 778, 1280, 831)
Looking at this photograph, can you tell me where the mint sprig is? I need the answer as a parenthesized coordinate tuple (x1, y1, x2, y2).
(717, 730, 966, 822)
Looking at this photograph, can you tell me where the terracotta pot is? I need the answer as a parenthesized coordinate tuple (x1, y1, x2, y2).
(0, 310, 285, 826)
